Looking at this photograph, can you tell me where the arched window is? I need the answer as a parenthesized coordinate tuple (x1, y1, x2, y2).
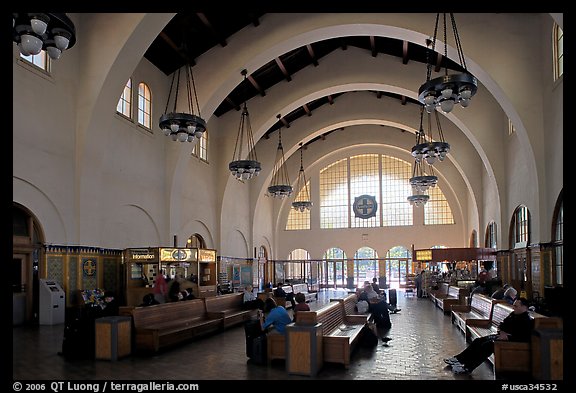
(287, 248, 310, 282)
(424, 185, 455, 225)
(286, 179, 311, 230)
(186, 234, 205, 249)
(116, 78, 132, 118)
(323, 247, 347, 287)
(553, 23, 563, 81)
(354, 246, 378, 287)
(319, 154, 451, 229)
(137, 82, 152, 129)
(192, 130, 208, 161)
(20, 51, 48, 71)
(552, 195, 563, 285)
(485, 221, 497, 249)
(511, 205, 530, 248)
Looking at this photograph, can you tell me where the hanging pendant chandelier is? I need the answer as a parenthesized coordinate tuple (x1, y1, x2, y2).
(229, 70, 261, 180)
(159, 63, 207, 143)
(267, 114, 292, 199)
(407, 194, 430, 207)
(12, 13, 76, 60)
(411, 105, 450, 166)
(418, 13, 477, 114)
(410, 158, 437, 194)
(291, 143, 313, 212)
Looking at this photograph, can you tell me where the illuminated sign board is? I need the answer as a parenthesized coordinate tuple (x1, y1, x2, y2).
(415, 250, 432, 261)
(160, 248, 197, 262)
(199, 249, 216, 262)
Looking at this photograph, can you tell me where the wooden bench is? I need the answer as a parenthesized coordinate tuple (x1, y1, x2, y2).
(129, 299, 222, 352)
(467, 303, 561, 375)
(204, 292, 257, 329)
(451, 294, 503, 336)
(436, 285, 468, 314)
(292, 283, 317, 302)
(331, 294, 373, 322)
(296, 301, 367, 368)
(428, 282, 450, 306)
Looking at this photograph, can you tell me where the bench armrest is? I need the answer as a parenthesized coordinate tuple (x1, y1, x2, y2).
(466, 319, 491, 327)
(451, 305, 471, 313)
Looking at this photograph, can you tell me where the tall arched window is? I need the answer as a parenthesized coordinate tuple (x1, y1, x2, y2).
(137, 82, 152, 129)
(192, 130, 208, 161)
(286, 179, 311, 230)
(485, 221, 497, 249)
(552, 195, 563, 285)
(511, 205, 530, 248)
(424, 185, 454, 225)
(553, 23, 563, 81)
(287, 248, 310, 282)
(319, 154, 451, 229)
(116, 78, 132, 118)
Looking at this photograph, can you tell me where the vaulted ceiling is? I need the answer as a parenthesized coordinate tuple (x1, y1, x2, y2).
(144, 12, 467, 142)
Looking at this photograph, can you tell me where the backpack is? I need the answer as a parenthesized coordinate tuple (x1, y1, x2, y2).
(356, 300, 369, 314)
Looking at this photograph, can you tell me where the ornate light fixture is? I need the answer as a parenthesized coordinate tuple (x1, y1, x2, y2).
(159, 63, 207, 143)
(418, 13, 478, 114)
(407, 194, 429, 207)
(267, 115, 292, 199)
(410, 158, 437, 194)
(12, 13, 76, 60)
(229, 70, 261, 181)
(411, 105, 450, 165)
(292, 143, 313, 212)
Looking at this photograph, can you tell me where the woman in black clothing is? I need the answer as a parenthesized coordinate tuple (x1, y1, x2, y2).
(444, 297, 534, 374)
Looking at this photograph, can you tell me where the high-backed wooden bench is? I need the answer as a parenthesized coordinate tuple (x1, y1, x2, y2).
(436, 286, 468, 314)
(428, 282, 450, 305)
(129, 299, 222, 352)
(451, 294, 503, 336)
(331, 294, 373, 322)
(292, 283, 317, 302)
(296, 301, 368, 368)
(204, 292, 257, 329)
(467, 303, 561, 376)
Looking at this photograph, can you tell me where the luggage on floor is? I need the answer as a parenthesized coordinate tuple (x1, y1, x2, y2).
(244, 319, 266, 364)
(388, 288, 397, 307)
(247, 334, 267, 365)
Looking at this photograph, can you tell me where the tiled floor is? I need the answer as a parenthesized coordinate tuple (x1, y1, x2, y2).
(13, 289, 495, 381)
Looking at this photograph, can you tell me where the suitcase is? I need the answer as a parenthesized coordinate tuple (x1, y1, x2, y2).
(388, 288, 397, 307)
(247, 334, 267, 365)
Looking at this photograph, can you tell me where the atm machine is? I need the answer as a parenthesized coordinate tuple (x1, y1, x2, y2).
(39, 279, 65, 325)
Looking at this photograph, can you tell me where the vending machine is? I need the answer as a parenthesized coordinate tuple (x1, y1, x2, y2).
(39, 279, 65, 325)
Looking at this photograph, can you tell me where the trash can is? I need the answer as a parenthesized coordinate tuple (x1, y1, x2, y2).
(286, 322, 323, 376)
(95, 316, 132, 361)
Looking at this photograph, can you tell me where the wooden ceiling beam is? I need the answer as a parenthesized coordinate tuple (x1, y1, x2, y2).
(306, 44, 319, 66)
(247, 75, 265, 97)
(370, 36, 377, 57)
(376, 91, 383, 99)
(402, 40, 409, 64)
(196, 13, 227, 47)
(401, 95, 407, 105)
(275, 57, 292, 82)
(226, 97, 240, 111)
(327, 95, 334, 105)
(280, 117, 290, 128)
(159, 32, 196, 66)
(303, 104, 312, 116)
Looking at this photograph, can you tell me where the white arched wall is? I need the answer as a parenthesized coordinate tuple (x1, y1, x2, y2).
(179, 13, 547, 247)
(100, 204, 161, 249)
(13, 13, 560, 259)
